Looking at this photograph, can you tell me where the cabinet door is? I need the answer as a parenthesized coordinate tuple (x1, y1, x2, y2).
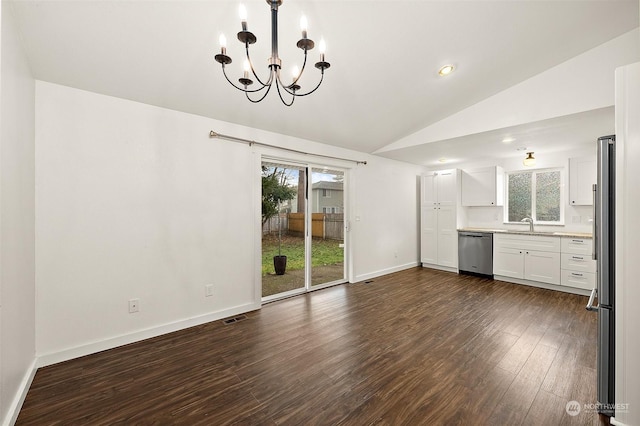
(437, 205, 458, 268)
(422, 173, 437, 206)
(493, 246, 524, 278)
(524, 250, 561, 285)
(569, 157, 596, 206)
(421, 205, 438, 264)
(436, 170, 457, 206)
(461, 168, 496, 206)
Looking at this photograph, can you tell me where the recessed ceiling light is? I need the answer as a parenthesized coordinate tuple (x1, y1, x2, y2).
(438, 65, 455, 76)
(502, 137, 515, 144)
(438, 157, 447, 163)
(516, 146, 528, 151)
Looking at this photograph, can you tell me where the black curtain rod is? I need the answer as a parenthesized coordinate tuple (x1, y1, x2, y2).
(209, 131, 367, 165)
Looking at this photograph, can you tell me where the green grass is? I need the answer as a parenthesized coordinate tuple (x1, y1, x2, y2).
(262, 234, 343, 276)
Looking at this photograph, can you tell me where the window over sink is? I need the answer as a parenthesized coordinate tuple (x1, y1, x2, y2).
(505, 168, 563, 224)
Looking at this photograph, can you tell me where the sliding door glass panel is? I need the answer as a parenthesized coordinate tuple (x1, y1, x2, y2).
(261, 162, 306, 298)
(310, 167, 345, 287)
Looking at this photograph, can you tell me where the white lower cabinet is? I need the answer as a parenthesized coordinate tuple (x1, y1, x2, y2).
(493, 234, 560, 285)
(524, 250, 561, 284)
(494, 234, 594, 291)
(560, 237, 595, 290)
(493, 247, 524, 278)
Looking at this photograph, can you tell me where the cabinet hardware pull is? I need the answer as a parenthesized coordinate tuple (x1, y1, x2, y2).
(571, 273, 584, 277)
(572, 239, 583, 243)
(572, 256, 584, 260)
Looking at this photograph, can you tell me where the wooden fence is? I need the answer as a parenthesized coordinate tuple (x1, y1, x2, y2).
(262, 214, 288, 235)
(288, 213, 344, 240)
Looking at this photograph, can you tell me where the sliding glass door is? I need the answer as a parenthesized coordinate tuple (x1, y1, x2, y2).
(261, 162, 306, 298)
(261, 160, 347, 301)
(310, 167, 345, 287)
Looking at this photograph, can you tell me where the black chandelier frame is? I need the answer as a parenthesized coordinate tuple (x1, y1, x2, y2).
(214, 0, 330, 106)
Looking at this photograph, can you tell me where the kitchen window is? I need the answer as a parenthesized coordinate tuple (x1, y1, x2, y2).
(505, 168, 563, 224)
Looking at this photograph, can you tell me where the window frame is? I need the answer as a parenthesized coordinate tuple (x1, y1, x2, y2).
(504, 167, 565, 225)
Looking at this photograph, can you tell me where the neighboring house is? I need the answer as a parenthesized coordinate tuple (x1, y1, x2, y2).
(311, 181, 343, 213)
(283, 181, 344, 214)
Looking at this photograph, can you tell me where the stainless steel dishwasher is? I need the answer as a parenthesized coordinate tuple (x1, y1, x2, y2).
(458, 231, 493, 277)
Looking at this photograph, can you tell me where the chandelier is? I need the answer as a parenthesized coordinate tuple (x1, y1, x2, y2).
(214, 0, 330, 106)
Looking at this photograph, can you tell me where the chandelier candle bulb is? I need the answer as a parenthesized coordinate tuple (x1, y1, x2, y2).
(219, 34, 227, 54)
(319, 39, 326, 62)
(300, 16, 308, 39)
(243, 59, 250, 78)
(239, 4, 248, 31)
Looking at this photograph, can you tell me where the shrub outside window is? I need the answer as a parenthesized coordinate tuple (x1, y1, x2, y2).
(506, 169, 563, 224)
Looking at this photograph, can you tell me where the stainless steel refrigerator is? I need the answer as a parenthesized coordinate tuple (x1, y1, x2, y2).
(587, 134, 615, 417)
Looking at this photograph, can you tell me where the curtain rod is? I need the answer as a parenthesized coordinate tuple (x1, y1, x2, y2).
(209, 131, 367, 165)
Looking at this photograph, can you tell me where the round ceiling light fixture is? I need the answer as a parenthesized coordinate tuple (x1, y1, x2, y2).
(523, 152, 536, 167)
(438, 65, 455, 76)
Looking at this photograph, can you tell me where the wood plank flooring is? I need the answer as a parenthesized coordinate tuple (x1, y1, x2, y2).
(17, 268, 609, 425)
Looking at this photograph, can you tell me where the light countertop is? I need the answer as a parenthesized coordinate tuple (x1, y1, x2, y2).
(458, 227, 592, 239)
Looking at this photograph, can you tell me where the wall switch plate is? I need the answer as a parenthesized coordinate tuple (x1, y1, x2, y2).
(205, 284, 214, 297)
(128, 298, 140, 313)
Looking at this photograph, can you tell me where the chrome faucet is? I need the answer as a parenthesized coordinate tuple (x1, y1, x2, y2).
(521, 216, 534, 232)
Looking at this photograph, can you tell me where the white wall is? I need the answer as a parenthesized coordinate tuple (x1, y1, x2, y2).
(351, 157, 422, 281)
(35, 81, 423, 365)
(614, 61, 640, 426)
(0, 2, 36, 425)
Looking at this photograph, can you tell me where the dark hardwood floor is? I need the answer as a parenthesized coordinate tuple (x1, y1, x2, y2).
(17, 268, 608, 425)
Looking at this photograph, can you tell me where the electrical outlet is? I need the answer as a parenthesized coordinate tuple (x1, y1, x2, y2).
(205, 284, 214, 297)
(128, 298, 140, 313)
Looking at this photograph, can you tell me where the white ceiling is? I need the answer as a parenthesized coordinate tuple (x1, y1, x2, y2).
(9, 0, 639, 164)
(378, 106, 615, 167)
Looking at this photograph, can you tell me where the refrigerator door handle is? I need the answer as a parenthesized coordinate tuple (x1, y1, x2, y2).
(586, 287, 599, 312)
(592, 183, 598, 260)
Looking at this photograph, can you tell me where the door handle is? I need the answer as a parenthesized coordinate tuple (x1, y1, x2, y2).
(592, 184, 597, 261)
(586, 288, 598, 312)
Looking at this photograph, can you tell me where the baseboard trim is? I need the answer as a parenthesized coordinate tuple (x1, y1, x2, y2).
(421, 263, 458, 273)
(354, 262, 419, 283)
(493, 275, 590, 296)
(36, 302, 261, 368)
(3, 359, 37, 426)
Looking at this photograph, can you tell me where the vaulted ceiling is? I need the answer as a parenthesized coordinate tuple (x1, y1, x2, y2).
(10, 0, 639, 164)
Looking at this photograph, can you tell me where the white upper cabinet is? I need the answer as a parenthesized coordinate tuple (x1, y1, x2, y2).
(569, 156, 596, 205)
(461, 166, 504, 206)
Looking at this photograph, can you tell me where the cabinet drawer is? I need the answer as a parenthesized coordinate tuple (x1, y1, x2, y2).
(494, 234, 560, 252)
(561, 269, 595, 290)
(561, 253, 596, 273)
(561, 237, 593, 255)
